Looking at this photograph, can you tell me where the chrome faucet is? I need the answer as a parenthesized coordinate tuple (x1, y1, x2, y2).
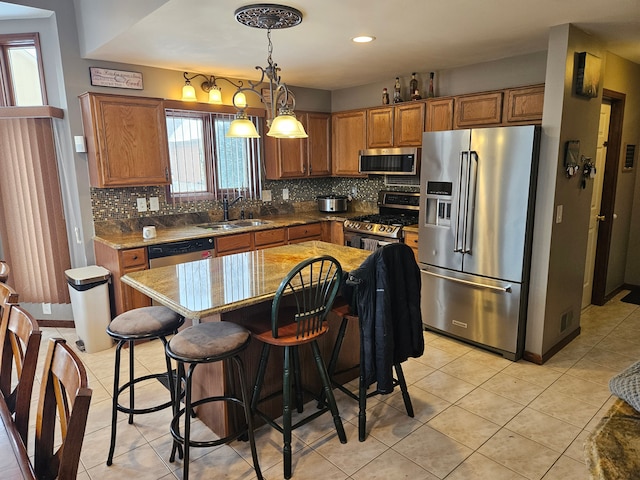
(222, 195, 242, 221)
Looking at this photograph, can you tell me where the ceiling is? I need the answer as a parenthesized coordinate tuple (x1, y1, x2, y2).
(2, 0, 640, 91)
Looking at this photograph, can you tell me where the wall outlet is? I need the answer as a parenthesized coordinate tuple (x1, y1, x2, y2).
(137, 197, 148, 212)
(43, 303, 52, 315)
(149, 196, 160, 211)
(282, 188, 289, 200)
(262, 190, 272, 202)
(555, 204, 563, 223)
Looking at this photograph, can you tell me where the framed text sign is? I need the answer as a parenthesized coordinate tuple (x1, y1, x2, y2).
(89, 67, 144, 90)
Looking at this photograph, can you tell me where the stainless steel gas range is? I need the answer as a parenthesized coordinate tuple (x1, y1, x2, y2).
(344, 191, 420, 250)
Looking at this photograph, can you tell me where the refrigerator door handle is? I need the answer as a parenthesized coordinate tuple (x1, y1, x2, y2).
(454, 151, 468, 253)
(462, 151, 479, 254)
(420, 269, 513, 293)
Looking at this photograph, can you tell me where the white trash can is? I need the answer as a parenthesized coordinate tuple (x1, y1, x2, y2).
(65, 265, 113, 353)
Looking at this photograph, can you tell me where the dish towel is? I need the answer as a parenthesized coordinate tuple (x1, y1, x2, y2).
(349, 235, 362, 249)
(362, 238, 379, 251)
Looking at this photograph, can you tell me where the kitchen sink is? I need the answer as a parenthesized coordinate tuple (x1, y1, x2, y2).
(231, 219, 271, 227)
(197, 223, 240, 230)
(197, 219, 270, 230)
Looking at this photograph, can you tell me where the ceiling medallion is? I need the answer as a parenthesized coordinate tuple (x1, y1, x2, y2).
(234, 4, 303, 30)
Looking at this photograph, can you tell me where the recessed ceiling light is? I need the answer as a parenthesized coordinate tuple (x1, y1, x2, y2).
(352, 35, 375, 43)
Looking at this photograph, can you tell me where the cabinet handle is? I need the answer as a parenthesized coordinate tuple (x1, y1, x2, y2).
(165, 167, 169, 180)
(308, 165, 312, 174)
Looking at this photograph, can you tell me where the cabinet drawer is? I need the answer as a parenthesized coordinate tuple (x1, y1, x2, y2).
(120, 248, 147, 269)
(216, 232, 253, 255)
(288, 223, 322, 242)
(403, 231, 419, 248)
(254, 228, 286, 248)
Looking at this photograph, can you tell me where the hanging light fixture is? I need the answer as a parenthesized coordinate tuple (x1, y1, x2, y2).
(181, 71, 244, 104)
(227, 4, 307, 139)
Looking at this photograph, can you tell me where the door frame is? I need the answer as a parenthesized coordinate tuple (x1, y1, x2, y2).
(591, 89, 625, 305)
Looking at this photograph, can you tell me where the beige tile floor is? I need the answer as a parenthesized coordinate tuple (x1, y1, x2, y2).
(24, 289, 639, 479)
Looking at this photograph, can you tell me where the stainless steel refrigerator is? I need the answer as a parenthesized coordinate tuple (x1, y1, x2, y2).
(418, 125, 540, 360)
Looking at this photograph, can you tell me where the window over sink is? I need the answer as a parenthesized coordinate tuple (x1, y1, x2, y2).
(165, 107, 263, 202)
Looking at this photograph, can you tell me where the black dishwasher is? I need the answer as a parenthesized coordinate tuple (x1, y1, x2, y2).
(147, 237, 215, 268)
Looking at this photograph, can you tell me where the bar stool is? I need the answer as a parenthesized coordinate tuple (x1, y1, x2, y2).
(165, 321, 262, 480)
(249, 255, 346, 479)
(106, 305, 184, 466)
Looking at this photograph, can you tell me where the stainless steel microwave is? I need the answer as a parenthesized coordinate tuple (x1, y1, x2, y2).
(358, 147, 419, 175)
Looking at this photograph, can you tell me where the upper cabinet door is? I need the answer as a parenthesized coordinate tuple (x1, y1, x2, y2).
(503, 85, 544, 125)
(453, 91, 503, 129)
(332, 110, 367, 177)
(394, 102, 425, 146)
(426, 98, 454, 132)
(367, 107, 394, 148)
(306, 112, 331, 177)
(80, 93, 170, 187)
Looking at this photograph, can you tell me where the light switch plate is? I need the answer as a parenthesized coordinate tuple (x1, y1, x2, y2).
(137, 197, 148, 212)
(149, 197, 160, 211)
(74, 135, 86, 153)
(262, 190, 272, 202)
(556, 204, 563, 223)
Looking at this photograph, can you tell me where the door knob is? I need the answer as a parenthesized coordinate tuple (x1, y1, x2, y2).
(596, 215, 605, 221)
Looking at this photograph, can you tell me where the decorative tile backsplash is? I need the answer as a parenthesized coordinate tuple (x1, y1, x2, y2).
(90, 177, 418, 227)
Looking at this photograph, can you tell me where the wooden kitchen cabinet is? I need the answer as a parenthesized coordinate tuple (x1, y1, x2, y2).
(331, 109, 367, 177)
(322, 220, 344, 246)
(403, 230, 419, 261)
(453, 91, 503, 129)
(94, 243, 151, 316)
(264, 111, 331, 179)
(215, 232, 254, 256)
(503, 84, 544, 125)
(426, 97, 454, 131)
(367, 103, 425, 148)
(367, 107, 394, 148)
(394, 102, 425, 146)
(254, 228, 287, 250)
(288, 223, 323, 244)
(79, 92, 171, 187)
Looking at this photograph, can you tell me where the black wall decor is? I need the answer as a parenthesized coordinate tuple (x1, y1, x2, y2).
(575, 52, 601, 98)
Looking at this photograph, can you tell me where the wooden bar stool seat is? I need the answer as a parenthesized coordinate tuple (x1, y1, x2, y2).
(106, 305, 184, 466)
(165, 321, 263, 480)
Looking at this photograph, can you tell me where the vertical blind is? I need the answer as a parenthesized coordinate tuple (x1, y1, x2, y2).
(0, 116, 71, 303)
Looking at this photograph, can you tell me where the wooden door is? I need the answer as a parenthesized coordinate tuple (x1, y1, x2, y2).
(394, 102, 425, 146)
(426, 98, 454, 131)
(582, 103, 610, 308)
(306, 112, 331, 176)
(367, 107, 394, 148)
(332, 110, 367, 177)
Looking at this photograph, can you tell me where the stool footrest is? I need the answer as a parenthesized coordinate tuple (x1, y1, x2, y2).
(171, 396, 248, 449)
(115, 372, 174, 415)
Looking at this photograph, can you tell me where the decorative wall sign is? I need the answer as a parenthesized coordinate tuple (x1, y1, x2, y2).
(89, 67, 143, 90)
(574, 52, 601, 98)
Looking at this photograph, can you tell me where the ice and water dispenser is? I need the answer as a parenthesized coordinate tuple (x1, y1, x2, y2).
(424, 181, 452, 227)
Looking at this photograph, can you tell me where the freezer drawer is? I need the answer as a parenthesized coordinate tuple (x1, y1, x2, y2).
(420, 264, 522, 358)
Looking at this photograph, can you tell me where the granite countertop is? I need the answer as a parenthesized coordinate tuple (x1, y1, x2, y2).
(121, 241, 371, 319)
(585, 398, 640, 479)
(94, 212, 353, 250)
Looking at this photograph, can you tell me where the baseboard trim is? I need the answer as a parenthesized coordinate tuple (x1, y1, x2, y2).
(37, 319, 75, 329)
(523, 326, 581, 365)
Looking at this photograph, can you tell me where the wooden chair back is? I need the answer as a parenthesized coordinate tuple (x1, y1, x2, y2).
(0, 280, 18, 325)
(0, 261, 9, 283)
(271, 255, 342, 341)
(34, 338, 92, 480)
(0, 304, 40, 446)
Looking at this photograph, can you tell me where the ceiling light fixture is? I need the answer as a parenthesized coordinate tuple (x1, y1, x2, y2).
(226, 3, 307, 139)
(352, 35, 375, 43)
(181, 72, 244, 104)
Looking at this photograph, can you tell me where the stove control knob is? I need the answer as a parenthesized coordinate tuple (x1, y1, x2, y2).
(366, 224, 373, 230)
(379, 226, 386, 232)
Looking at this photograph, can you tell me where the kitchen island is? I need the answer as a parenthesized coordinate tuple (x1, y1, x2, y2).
(121, 241, 371, 435)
